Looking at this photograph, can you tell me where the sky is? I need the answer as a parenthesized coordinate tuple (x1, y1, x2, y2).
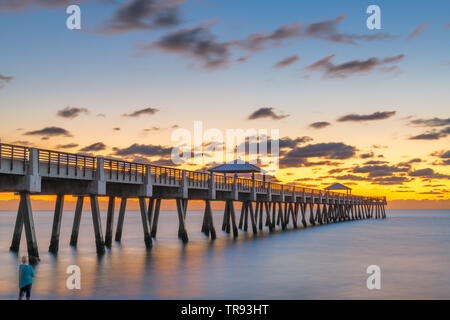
(0, 0, 449, 209)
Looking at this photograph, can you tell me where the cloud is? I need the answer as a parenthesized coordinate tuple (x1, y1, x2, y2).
(371, 176, 410, 185)
(80, 142, 107, 152)
(0, 73, 14, 88)
(123, 107, 159, 117)
(409, 168, 450, 179)
(113, 127, 121, 131)
(235, 135, 312, 156)
(360, 152, 374, 159)
(279, 136, 313, 148)
(304, 15, 394, 44)
(280, 142, 356, 168)
(274, 55, 299, 68)
(364, 160, 388, 165)
(431, 150, 450, 159)
(57, 107, 89, 119)
(99, 0, 182, 33)
(352, 164, 409, 177)
(141, 25, 231, 69)
(409, 126, 449, 140)
(248, 107, 289, 120)
(334, 174, 368, 181)
(407, 23, 430, 40)
(140, 16, 394, 69)
(142, 126, 161, 133)
(24, 126, 72, 138)
(409, 117, 450, 127)
(306, 54, 405, 78)
(235, 22, 302, 52)
(56, 143, 79, 149)
(113, 143, 172, 157)
(309, 121, 331, 129)
(338, 111, 396, 122)
(235, 16, 394, 52)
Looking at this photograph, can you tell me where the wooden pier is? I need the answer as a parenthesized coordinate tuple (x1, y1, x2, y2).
(0, 143, 387, 262)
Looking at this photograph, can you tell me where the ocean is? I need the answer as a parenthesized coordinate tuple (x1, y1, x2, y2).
(0, 208, 449, 299)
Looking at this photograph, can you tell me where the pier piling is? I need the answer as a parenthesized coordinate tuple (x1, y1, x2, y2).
(139, 197, 153, 248)
(70, 196, 84, 247)
(90, 195, 105, 255)
(114, 197, 127, 242)
(9, 200, 24, 252)
(48, 194, 64, 254)
(104, 196, 115, 248)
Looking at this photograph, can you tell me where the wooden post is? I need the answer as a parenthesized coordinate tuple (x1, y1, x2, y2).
(115, 197, 127, 242)
(244, 202, 249, 232)
(150, 198, 161, 238)
(277, 202, 286, 230)
(21, 193, 39, 262)
(254, 202, 260, 227)
(229, 201, 238, 238)
(90, 195, 105, 255)
(147, 198, 155, 229)
(309, 201, 316, 226)
(271, 201, 276, 229)
(322, 204, 328, 224)
(265, 202, 270, 227)
(9, 199, 24, 252)
(176, 198, 189, 243)
(290, 203, 297, 229)
(264, 202, 274, 232)
(222, 200, 229, 232)
(183, 199, 188, 218)
(201, 204, 209, 235)
(248, 202, 258, 235)
(315, 203, 322, 225)
(70, 196, 84, 247)
(139, 197, 153, 248)
(284, 202, 289, 226)
(104, 196, 115, 248)
(205, 199, 216, 240)
(300, 203, 307, 227)
(238, 202, 245, 230)
(258, 201, 264, 230)
(49, 194, 64, 254)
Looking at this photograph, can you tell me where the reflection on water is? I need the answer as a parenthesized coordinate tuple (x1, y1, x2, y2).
(0, 209, 449, 299)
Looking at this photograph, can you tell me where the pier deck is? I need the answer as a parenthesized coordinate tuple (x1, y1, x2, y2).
(0, 143, 387, 262)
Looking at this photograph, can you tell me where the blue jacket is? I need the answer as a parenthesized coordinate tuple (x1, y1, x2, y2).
(19, 264, 34, 288)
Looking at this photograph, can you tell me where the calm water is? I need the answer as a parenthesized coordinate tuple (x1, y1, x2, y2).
(0, 208, 449, 299)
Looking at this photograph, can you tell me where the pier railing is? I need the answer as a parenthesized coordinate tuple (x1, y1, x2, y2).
(0, 143, 28, 175)
(37, 148, 96, 180)
(0, 143, 386, 201)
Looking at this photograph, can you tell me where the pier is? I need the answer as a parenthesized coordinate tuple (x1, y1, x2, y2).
(0, 143, 387, 262)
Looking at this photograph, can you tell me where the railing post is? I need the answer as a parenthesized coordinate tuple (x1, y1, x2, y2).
(232, 175, 238, 200)
(23, 148, 41, 193)
(292, 186, 296, 202)
(209, 172, 216, 200)
(251, 174, 256, 201)
(267, 182, 272, 202)
(138, 164, 153, 197)
(89, 156, 106, 195)
(181, 170, 188, 198)
(280, 185, 285, 202)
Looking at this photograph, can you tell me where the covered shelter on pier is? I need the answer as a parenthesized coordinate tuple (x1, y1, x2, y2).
(208, 160, 263, 180)
(325, 183, 352, 195)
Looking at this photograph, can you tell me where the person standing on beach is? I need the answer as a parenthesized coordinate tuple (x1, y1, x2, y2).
(18, 256, 34, 300)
